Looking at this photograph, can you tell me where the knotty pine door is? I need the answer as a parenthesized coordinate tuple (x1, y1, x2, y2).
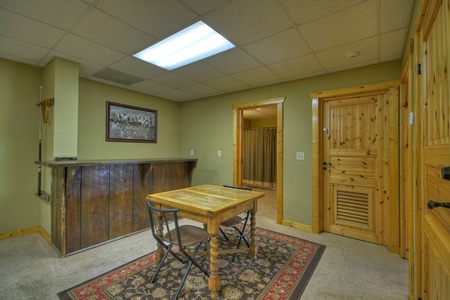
(322, 93, 388, 245)
(417, 0, 450, 298)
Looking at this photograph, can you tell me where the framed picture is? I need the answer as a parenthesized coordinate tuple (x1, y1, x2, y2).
(106, 101, 157, 143)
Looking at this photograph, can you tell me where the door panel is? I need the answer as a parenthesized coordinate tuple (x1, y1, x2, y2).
(419, 0, 450, 298)
(323, 95, 384, 244)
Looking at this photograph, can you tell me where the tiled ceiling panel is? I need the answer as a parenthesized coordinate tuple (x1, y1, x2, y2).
(380, 0, 414, 33)
(71, 8, 154, 54)
(281, 0, 365, 25)
(0, 0, 90, 30)
(203, 48, 262, 75)
(109, 56, 167, 79)
(203, 0, 293, 45)
(54, 33, 125, 65)
(299, 0, 378, 51)
(269, 54, 324, 80)
(0, 0, 414, 102)
(243, 28, 311, 65)
(232, 67, 282, 87)
(95, 0, 198, 38)
(316, 37, 378, 70)
(0, 10, 65, 48)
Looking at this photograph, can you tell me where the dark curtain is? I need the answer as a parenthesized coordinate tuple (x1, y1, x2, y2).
(243, 128, 276, 183)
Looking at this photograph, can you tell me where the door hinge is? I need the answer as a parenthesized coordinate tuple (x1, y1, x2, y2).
(416, 64, 421, 75)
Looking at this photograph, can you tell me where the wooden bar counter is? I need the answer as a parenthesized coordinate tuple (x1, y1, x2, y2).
(36, 158, 197, 256)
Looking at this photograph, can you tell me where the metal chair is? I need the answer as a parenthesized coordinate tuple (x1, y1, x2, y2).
(220, 185, 252, 262)
(146, 201, 210, 300)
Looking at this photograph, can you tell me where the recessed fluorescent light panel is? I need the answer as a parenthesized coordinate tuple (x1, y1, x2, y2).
(134, 21, 235, 70)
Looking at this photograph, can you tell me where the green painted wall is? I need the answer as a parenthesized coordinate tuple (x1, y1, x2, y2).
(179, 60, 402, 226)
(0, 59, 42, 232)
(77, 79, 181, 159)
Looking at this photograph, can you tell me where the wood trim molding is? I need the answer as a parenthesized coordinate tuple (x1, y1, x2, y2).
(281, 220, 313, 232)
(233, 97, 285, 224)
(309, 79, 400, 100)
(0, 226, 51, 244)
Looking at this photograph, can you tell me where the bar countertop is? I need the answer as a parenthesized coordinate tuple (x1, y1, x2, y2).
(35, 158, 198, 167)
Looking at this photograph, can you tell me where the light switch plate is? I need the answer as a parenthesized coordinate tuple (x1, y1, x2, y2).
(296, 152, 305, 160)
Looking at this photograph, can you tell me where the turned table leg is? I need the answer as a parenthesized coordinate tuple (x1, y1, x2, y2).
(208, 233, 220, 299)
(250, 209, 258, 258)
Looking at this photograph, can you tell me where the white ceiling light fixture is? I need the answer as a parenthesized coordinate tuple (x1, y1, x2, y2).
(134, 21, 235, 70)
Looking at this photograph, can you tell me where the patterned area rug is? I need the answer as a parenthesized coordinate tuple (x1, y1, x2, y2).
(58, 227, 325, 300)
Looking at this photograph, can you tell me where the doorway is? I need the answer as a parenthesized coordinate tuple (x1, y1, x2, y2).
(232, 97, 285, 224)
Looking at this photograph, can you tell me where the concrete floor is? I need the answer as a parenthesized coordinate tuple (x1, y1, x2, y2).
(0, 191, 408, 299)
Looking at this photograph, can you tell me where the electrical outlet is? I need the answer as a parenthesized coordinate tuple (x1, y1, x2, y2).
(217, 150, 222, 157)
(296, 152, 305, 160)
(189, 149, 194, 156)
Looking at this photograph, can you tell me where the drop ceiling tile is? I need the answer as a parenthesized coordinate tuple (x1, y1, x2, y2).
(316, 37, 378, 70)
(0, 35, 48, 64)
(158, 89, 197, 102)
(325, 58, 379, 73)
(381, 29, 407, 59)
(243, 28, 311, 65)
(181, 0, 229, 15)
(268, 54, 324, 80)
(281, 0, 365, 25)
(87, 76, 126, 88)
(150, 72, 196, 89)
(204, 76, 249, 91)
(72, 8, 154, 54)
(54, 33, 125, 66)
(381, 0, 414, 33)
(203, 47, 262, 75)
(299, 0, 377, 51)
(173, 62, 225, 82)
(96, 0, 198, 38)
(44, 50, 105, 75)
(130, 80, 173, 94)
(92, 68, 143, 86)
(232, 67, 282, 87)
(0, 9, 65, 48)
(179, 83, 220, 96)
(79, 64, 105, 77)
(204, 0, 293, 45)
(0, 0, 90, 30)
(109, 56, 166, 79)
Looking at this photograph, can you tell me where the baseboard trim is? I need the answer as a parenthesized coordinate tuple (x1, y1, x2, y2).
(0, 226, 51, 244)
(281, 220, 313, 232)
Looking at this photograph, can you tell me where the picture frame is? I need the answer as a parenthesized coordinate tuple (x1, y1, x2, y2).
(106, 101, 157, 143)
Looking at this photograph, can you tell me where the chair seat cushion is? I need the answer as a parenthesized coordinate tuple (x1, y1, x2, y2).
(164, 225, 210, 246)
(220, 216, 244, 227)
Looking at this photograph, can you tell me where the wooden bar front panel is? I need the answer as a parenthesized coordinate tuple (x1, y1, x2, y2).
(49, 159, 197, 256)
(110, 164, 133, 239)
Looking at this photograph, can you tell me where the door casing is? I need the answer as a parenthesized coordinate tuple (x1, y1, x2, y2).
(232, 97, 285, 224)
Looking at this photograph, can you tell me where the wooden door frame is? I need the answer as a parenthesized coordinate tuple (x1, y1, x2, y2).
(232, 97, 285, 224)
(310, 80, 401, 253)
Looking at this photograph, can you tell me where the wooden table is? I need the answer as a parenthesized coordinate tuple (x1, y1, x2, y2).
(147, 184, 264, 298)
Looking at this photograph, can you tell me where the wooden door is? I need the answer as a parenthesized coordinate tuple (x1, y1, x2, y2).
(417, 0, 450, 298)
(322, 94, 386, 244)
